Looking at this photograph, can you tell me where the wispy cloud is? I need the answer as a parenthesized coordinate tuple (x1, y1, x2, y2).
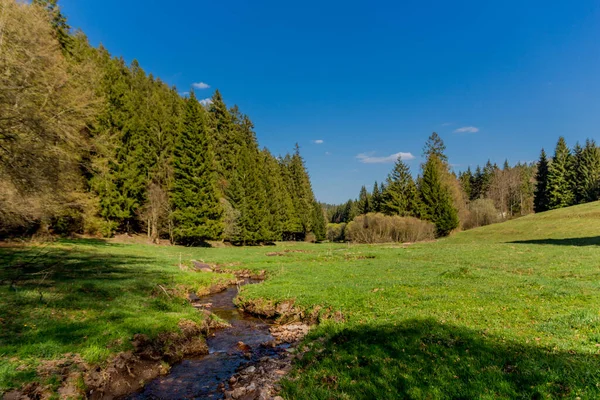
(454, 126, 479, 133)
(180, 91, 189, 97)
(441, 122, 453, 126)
(325, 151, 331, 156)
(192, 82, 210, 89)
(199, 98, 213, 106)
(312, 139, 324, 144)
(356, 151, 415, 164)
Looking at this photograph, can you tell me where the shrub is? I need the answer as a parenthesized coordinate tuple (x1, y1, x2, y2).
(326, 223, 346, 242)
(345, 213, 435, 244)
(464, 198, 500, 230)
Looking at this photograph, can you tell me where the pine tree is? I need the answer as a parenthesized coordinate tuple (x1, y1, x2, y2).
(260, 149, 287, 241)
(208, 90, 237, 193)
(423, 132, 447, 162)
(279, 154, 303, 239)
(311, 201, 326, 241)
(572, 143, 584, 204)
(533, 149, 550, 213)
(371, 181, 382, 212)
(288, 144, 318, 237)
(577, 139, 600, 203)
(171, 92, 223, 244)
(419, 155, 458, 237)
(382, 158, 421, 217)
(357, 186, 371, 215)
(459, 167, 473, 200)
(548, 137, 574, 209)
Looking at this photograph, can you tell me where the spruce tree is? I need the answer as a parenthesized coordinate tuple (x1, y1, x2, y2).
(533, 149, 550, 213)
(382, 157, 421, 217)
(371, 181, 382, 212)
(577, 139, 600, 203)
(171, 92, 223, 244)
(423, 132, 448, 162)
(459, 167, 473, 200)
(572, 143, 584, 204)
(419, 155, 458, 237)
(311, 201, 327, 241)
(548, 137, 574, 209)
(260, 149, 287, 241)
(357, 186, 371, 215)
(208, 90, 237, 192)
(280, 154, 303, 239)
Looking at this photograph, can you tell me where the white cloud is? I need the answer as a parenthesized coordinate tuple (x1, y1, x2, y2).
(325, 151, 331, 155)
(441, 122, 453, 126)
(192, 82, 210, 89)
(312, 139, 324, 144)
(356, 151, 415, 164)
(199, 98, 213, 106)
(180, 91, 189, 97)
(454, 126, 479, 133)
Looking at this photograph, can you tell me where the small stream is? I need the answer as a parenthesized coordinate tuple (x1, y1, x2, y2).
(128, 280, 285, 399)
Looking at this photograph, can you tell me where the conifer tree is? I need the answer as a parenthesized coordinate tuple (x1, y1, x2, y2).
(548, 137, 574, 209)
(423, 132, 448, 162)
(357, 186, 371, 215)
(419, 155, 458, 236)
(459, 167, 473, 200)
(371, 181, 382, 212)
(578, 139, 600, 203)
(208, 90, 237, 192)
(279, 154, 303, 239)
(572, 143, 584, 204)
(382, 158, 421, 217)
(260, 149, 287, 241)
(311, 201, 326, 241)
(171, 92, 223, 244)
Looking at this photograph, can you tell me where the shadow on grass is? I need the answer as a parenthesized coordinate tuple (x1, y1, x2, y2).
(285, 319, 600, 399)
(0, 243, 154, 286)
(509, 236, 600, 246)
(0, 244, 173, 362)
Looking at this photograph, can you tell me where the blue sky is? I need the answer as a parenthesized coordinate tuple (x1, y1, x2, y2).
(60, 0, 600, 204)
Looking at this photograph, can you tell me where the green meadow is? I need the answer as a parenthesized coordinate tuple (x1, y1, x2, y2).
(2, 202, 600, 398)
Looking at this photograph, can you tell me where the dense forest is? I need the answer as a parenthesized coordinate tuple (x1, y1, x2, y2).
(1, 0, 598, 246)
(325, 134, 600, 242)
(0, 0, 326, 244)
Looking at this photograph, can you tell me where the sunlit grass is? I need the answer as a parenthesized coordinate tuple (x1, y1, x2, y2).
(2, 202, 600, 397)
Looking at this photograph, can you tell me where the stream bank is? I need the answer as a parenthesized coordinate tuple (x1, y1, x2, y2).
(126, 279, 309, 399)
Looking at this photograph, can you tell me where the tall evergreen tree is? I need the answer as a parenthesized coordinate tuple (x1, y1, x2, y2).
(577, 139, 600, 203)
(423, 132, 448, 162)
(170, 92, 223, 244)
(547, 137, 574, 209)
(208, 90, 237, 192)
(533, 149, 550, 213)
(419, 155, 459, 236)
(311, 201, 326, 241)
(459, 167, 473, 200)
(371, 181, 382, 212)
(357, 186, 371, 215)
(382, 158, 421, 217)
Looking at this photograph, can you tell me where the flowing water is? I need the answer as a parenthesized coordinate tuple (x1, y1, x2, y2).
(127, 280, 284, 399)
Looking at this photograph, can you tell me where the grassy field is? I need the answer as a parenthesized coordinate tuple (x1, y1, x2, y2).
(0, 240, 235, 392)
(1, 202, 600, 398)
